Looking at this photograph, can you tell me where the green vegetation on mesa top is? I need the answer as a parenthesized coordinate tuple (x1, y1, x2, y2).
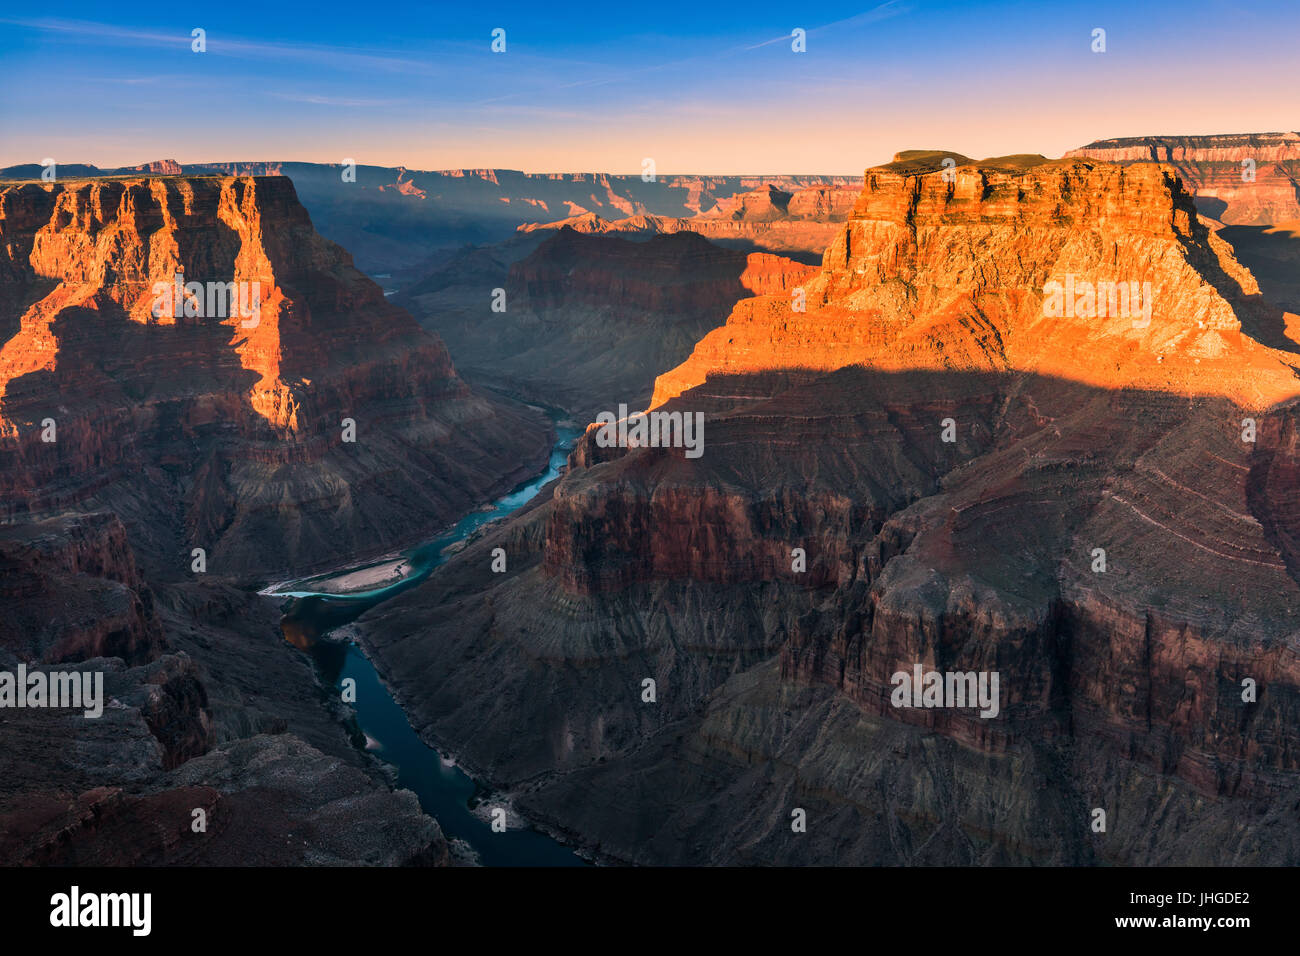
(876, 151, 1078, 175)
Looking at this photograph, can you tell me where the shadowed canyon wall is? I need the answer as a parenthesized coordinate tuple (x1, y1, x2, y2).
(399, 227, 818, 422)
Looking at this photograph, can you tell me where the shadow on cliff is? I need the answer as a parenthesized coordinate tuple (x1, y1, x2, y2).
(349, 365, 1300, 863)
(566, 362, 1300, 608)
(1182, 207, 1300, 354)
(398, 227, 811, 423)
(1221, 221, 1300, 315)
(0, 208, 261, 564)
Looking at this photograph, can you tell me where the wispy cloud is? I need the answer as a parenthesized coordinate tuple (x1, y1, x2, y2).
(270, 92, 407, 108)
(0, 17, 447, 76)
(0, 16, 614, 83)
(473, 1, 914, 105)
(744, 2, 912, 49)
(79, 74, 191, 86)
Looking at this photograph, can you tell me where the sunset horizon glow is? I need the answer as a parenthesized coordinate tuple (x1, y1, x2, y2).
(2, 1, 1297, 175)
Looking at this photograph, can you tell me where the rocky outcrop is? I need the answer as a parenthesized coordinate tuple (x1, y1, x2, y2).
(1067, 132, 1300, 164)
(695, 181, 860, 227)
(1067, 132, 1300, 225)
(518, 205, 849, 261)
(2, 734, 445, 866)
(354, 152, 1300, 865)
(0, 174, 552, 581)
(652, 155, 1278, 407)
(0, 512, 163, 664)
(700, 184, 793, 221)
(515, 180, 860, 260)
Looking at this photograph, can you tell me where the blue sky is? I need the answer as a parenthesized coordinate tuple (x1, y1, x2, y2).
(1, 1, 1296, 173)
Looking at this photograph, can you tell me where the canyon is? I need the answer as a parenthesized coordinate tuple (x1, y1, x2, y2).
(5, 139, 1300, 869)
(1067, 134, 1300, 343)
(0, 175, 552, 581)
(515, 180, 858, 262)
(0, 173, 555, 864)
(349, 151, 1300, 865)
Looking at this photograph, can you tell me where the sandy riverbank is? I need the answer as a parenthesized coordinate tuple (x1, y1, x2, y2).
(265, 557, 415, 596)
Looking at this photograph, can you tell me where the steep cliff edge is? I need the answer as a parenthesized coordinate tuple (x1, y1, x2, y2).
(0, 512, 163, 665)
(652, 156, 1281, 407)
(355, 153, 1300, 865)
(0, 510, 447, 866)
(0, 175, 552, 581)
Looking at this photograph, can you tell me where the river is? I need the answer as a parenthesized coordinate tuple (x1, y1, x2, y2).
(269, 420, 588, 866)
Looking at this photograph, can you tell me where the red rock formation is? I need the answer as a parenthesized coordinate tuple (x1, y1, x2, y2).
(1068, 132, 1300, 165)
(517, 182, 857, 260)
(0, 175, 552, 579)
(635, 156, 1300, 776)
(520, 211, 843, 259)
(123, 159, 184, 176)
(0, 184, 462, 866)
(694, 181, 861, 226)
(787, 184, 859, 220)
(700, 183, 792, 221)
(517, 211, 839, 260)
(653, 156, 1287, 408)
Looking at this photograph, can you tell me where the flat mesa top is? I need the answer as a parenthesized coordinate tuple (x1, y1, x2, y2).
(876, 151, 1091, 176)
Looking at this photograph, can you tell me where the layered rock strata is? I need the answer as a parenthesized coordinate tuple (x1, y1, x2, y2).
(1067, 132, 1300, 225)
(354, 153, 1300, 865)
(0, 162, 860, 272)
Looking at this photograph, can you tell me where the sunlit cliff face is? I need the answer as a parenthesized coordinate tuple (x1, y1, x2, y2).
(0, 178, 309, 433)
(652, 156, 1300, 414)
